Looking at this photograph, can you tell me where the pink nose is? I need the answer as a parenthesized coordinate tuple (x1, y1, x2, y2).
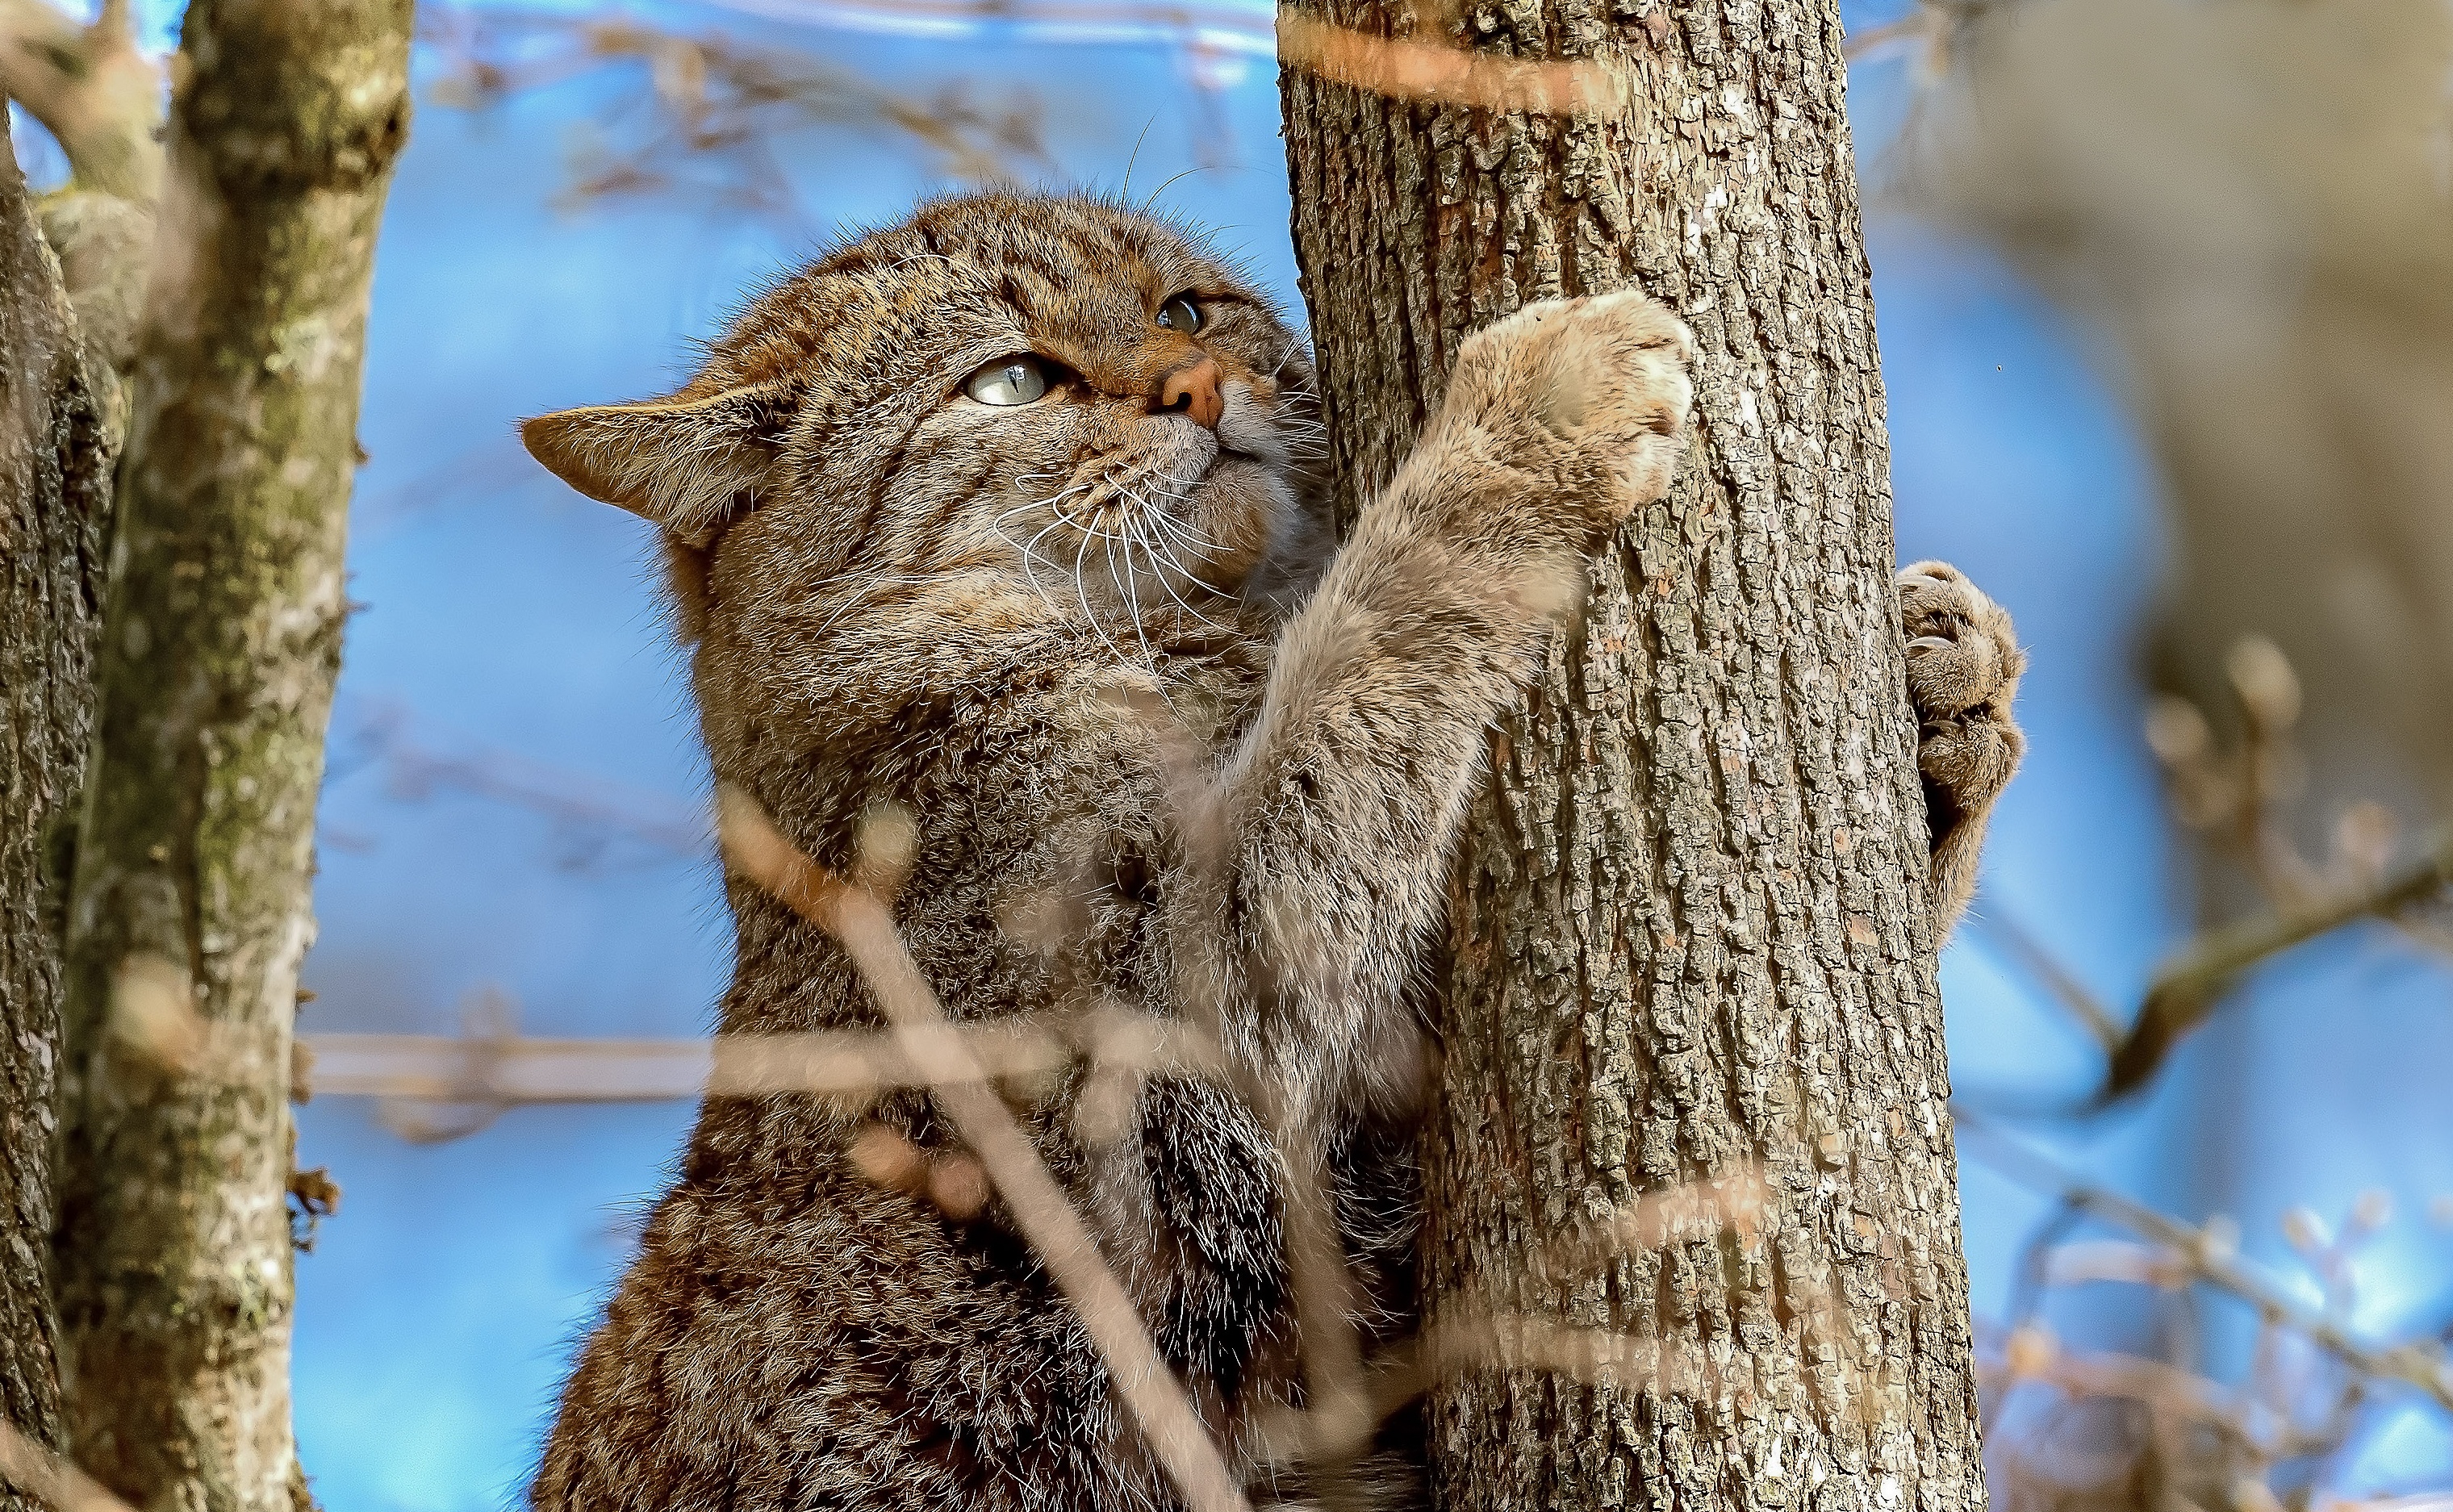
(1153, 356, 1224, 429)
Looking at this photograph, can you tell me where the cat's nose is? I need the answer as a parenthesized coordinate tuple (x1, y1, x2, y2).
(1151, 356, 1224, 429)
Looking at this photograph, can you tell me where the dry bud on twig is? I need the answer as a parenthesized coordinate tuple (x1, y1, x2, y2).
(2225, 635, 2303, 736)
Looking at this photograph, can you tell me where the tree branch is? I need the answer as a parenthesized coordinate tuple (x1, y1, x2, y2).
(2105, 827, 2453, 1096)
(51, 1, 412, 1505)
(715, 787, 1254, 1512)
(1953, 1105, 2453, 1411)
(0, 0, 161, 199)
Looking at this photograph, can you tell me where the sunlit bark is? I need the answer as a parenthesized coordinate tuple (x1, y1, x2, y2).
(51, 3, 412, 1506)
(1282, 5, 1987, 1506)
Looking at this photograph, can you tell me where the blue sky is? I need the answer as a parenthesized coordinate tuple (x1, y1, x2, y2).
(17, 2, 2453, 1503)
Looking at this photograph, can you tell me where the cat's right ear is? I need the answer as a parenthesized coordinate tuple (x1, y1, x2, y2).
(520, 381, 795, 548)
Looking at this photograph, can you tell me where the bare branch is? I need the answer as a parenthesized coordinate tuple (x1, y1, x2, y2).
(1954, 1105, 2453, 1411)
(2105, 826, 2453, 1096)
(0, 0, 161, 198)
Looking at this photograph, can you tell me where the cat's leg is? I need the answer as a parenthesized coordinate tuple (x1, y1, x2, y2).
(1181, 293, 1694, 1134)
(1897, 560, 2025, 938)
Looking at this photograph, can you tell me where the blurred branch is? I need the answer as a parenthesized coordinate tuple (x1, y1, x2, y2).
(1966, 905, 2122, 1053)
(0, 1418, 133, 1512)
(1987, 1332, 2259, 1448)
(697, 0, 1269, 54)
(1954, 1105, 2453, 1411)
(707, 0, 1629, 119)
(298, 1013, 1225, 1138)
(1275, 10, 1626, 115)
(419, 5, 1044, 211)
(714, 785, 1253, 1512)
(328, 700, 710, 866)
(1957, 637, 2453, 1102)
(1973, 1321, 2356, 1506)
(0, 0, 160, 198)
(1256, 1170, 1772, 1472)
(2105, 826, 2453, 1097)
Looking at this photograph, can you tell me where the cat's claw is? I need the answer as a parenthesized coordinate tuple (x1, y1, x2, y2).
(1899, 562, 2021, 728)
(1896, 559, 2025, 933)
(1440, 291, 1696, 545)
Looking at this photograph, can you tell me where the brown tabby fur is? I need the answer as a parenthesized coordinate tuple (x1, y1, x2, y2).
(518, 191, 2024, 1512)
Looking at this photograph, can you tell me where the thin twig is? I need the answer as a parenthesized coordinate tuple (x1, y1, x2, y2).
(2106, 827, 2453, 1096)
(420, 4, 1044, 208)
(1953, 1105, 2453, 1411)
(1966, 907, 2123, 1053)
(716, 786, 1253, 1512)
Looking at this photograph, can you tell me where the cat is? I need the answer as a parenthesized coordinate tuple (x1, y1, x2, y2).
(516, 191, 2025, 1512)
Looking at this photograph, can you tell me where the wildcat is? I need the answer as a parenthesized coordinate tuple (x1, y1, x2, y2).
(517, 191, 2024, 1512)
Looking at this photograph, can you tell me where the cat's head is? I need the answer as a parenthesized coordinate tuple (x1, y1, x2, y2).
(520, 193, 1324, 662)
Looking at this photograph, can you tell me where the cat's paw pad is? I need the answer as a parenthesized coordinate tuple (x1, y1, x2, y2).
(1452, 291, 1695, 504)
(1898, 560, 2025, 815)
(1899, 562, 2020, 719)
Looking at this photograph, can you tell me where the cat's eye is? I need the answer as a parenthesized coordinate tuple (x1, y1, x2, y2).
(963, 357, 1052, 407)
(1156, 294, 1203, 334)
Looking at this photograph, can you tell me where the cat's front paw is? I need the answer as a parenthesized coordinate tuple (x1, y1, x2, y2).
(1899, 561, 2025, 932)
(1443, 291, 1695, 541)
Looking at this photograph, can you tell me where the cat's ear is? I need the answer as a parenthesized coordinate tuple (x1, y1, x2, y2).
(520, 381, 795, 548)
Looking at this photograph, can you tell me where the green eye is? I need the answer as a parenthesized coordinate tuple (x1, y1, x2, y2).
(1156, 294, 1202, 334)
(964, 357, 1051, 407)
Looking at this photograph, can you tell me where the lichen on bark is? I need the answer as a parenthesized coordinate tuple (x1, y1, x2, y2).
(1280, 3, 1987, 1508)
(48, 2, 412, 1507)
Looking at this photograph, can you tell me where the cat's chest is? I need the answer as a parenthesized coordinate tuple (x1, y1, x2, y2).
(928, 662, 1264, 1000)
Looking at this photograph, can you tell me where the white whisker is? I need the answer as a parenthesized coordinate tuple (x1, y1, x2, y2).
(1110, 519, 1156, 670)
(1137, 511, 1231, 632)
(1072, 520, 1126, 667)
(1147, 504, 1226, 564)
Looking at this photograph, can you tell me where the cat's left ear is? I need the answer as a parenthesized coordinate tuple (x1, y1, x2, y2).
(520, 381, 796, 548)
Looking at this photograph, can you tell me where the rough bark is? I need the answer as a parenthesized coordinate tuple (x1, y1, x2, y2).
(0, 107, 115, 1512)
(51, 3, 412, 1508)
(1281, 6, 1986, 1510)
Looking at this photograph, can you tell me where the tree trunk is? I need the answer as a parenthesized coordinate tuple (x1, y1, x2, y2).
(1281, 6, 1986, 1509)
(0, 108, 115, 1512)
(52, 3, 412, 1507)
